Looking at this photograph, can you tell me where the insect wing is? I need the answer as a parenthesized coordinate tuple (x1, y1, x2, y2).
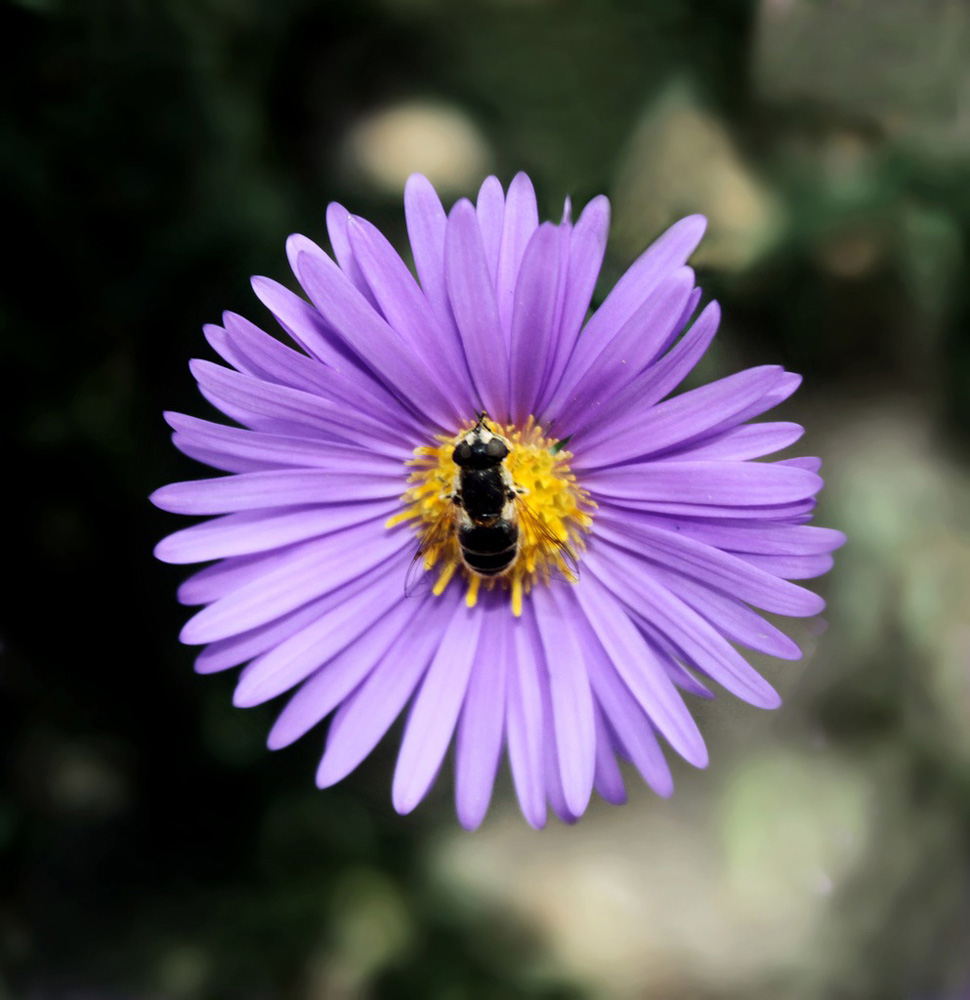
(404, 505, 455, 597)
(514, 494, 581, 583)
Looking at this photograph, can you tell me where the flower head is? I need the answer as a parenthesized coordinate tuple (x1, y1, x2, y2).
(151, 172, 844, 829)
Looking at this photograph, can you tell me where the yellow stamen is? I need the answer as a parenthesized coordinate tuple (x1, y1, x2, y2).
(465, 573, 481, 608)
(433, 561, 457, 596)
(511, 575, 523, 618)
(389, 416, 594, 616)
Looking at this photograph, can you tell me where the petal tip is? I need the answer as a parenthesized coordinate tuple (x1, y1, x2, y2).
(457, 808, 486, 832)
(178, 617, 205, 646)
(391, 783, 422, 817)
(152, 534, 177, 563)
(266, 723, 293, 751)
(148, 485, 170, 511)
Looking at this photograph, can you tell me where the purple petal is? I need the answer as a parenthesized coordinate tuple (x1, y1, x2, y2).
(592, 702, 627, 805)
(587, 546, 781, 709)
(672, 287, 703, 341)
(316, 596, 451, 787)
(346, 214, 472, 415)
(170, 439, 269, 476)
(165, 411, 410, 469)
(677, 422, 804, 462)
(508, 223, 562, 424)
(444, 199, 509, 420)
(219, 313, 329, 395)
(538, 664, 579, 824)
(267, 597, 418, 749)
(392, 600, 485, 815)
(739, 552, 836, 580)
(251, 275, 409, 424)
(404, 174, 452, 333)
(151, 467, 401, 515)
(531, 587, 596, 818)
(615, 516, 846, 557)
(533, 223, 572, 407)
(584, 460, 823, 508)
(495, 172, 540, 339)
(551, 214, 706, 404)
(326, 202, 381, 309)
(585, 652, 674, 797)
(728, 372, 803, 426)
(779, 456, 822, 472)
(193, 565, 392, 674)
(177, 547, 286, 607)
(575, 365, 790, 470)
(155, 500, 395, 564)
(475, 175, 505, 285)
(455, 619, 507, 830)
(595, 494, 819, 521)
(593, 515, 826, 617)
(234, 568, 409, 707)
(572, 575, 708, 766)
(660, 656, 714, 700)
(537, 195, 611, 409)
(294, 245, 455, 428)
(506, 615, 547, 829)
(565, 301, 721, 439)
(650, 566, 802, 659)
(250, 274, 347, 371)
(550, 268, 695, 429)
(188, 359, 400, 449)
(204, 323, 248, 375)
(179, 524, 408, 645)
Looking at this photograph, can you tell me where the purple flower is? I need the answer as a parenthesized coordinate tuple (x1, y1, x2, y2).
(151, 172, 844, 829)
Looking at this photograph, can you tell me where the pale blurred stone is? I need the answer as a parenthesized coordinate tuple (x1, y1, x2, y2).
(434, 748, 874, 999)
(811, 399, 970, 765)
(754, 0, 970, 156)
(340, 100, 492, 196)
(612, 84, 785, 272)
(304, 868, 413, 1000)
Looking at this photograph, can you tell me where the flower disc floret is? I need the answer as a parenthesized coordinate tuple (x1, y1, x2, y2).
(387, 417, 593, 615)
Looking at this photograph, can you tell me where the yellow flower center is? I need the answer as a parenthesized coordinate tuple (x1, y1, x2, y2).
(386, 417, 594, 616)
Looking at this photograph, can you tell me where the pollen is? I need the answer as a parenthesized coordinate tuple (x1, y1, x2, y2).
(385, 417, 594, 616)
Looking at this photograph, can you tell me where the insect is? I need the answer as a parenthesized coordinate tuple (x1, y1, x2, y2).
(406, 414, 577, 593)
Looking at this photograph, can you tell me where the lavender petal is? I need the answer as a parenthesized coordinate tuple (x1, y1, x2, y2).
(509, 223, 562, 424)
(587, 546, 782, 709)
(495, 172, 540, 339)
(573, 575, 708, 766)
(315, 595, 450, 787)
(444, 199, 510, 420)
(532, 587, 596, 818)
(267, 597, 419, 749)
(584, 460, 823, 508)
(179, 526, 408, 645)
(506, 615, 548, 830)
(455, 620, 508, 830)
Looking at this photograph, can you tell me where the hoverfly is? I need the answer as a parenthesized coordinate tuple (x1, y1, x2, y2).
(405, 414, 578, 594)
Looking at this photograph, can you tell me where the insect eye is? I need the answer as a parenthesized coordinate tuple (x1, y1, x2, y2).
(485, 438, 508, 460)
(453, 441, 473, 465)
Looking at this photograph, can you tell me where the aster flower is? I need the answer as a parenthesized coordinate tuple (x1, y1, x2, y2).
(151, 172, 844, 829)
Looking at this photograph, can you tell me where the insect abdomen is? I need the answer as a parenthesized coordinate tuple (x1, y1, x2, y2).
(457, 521, 519, 576)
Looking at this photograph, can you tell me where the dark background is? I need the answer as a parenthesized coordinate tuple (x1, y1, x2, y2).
(3, 0, 970, 997)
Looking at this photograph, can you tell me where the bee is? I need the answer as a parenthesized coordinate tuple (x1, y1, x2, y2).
(406, 414, 577, 593)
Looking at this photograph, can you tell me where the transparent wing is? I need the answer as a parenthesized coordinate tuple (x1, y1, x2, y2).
(404, 505, 456, 597)
(514, 493, 581, 583)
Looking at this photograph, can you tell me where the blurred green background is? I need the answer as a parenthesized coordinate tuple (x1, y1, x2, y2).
(3, 0, 970, 996)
